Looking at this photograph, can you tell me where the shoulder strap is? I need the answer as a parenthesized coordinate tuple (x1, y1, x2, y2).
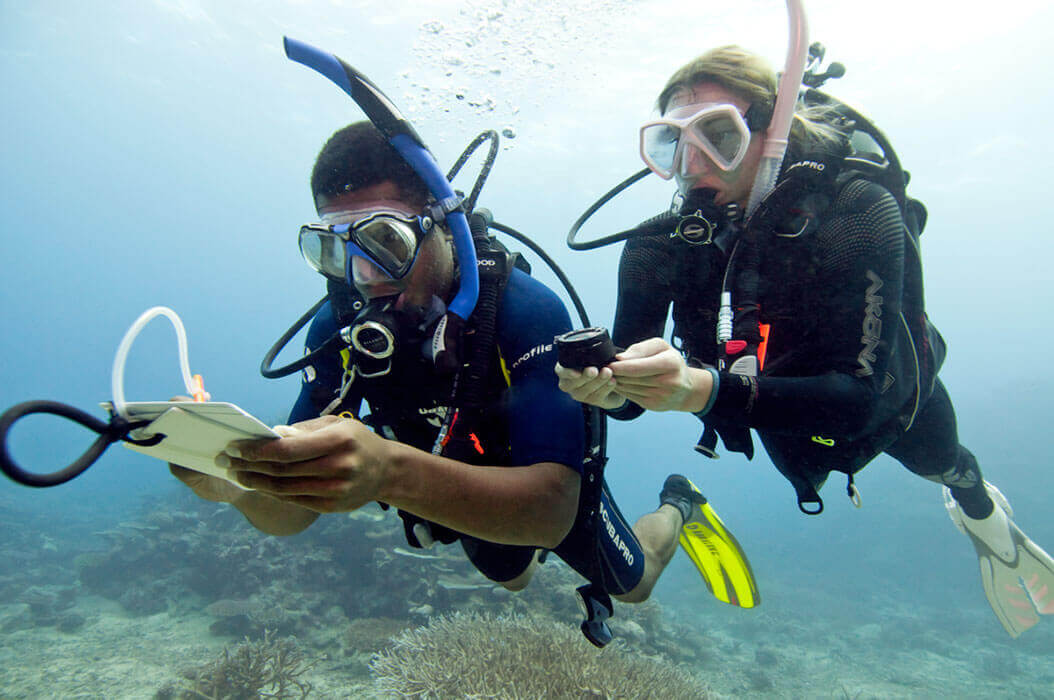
(394, 226, 519, 549)
(455, 244, 518, 409)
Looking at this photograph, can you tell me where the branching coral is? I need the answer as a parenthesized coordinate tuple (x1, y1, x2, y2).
(369, 611, 712, 699)
(168, 630, 317, 699)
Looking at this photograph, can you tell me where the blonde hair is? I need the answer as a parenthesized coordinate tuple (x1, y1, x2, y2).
(657, 45, 846, 155)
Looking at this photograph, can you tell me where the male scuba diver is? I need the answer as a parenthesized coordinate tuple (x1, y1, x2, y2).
(557, 43, 1054, 638)
(169, 118, 762, 645)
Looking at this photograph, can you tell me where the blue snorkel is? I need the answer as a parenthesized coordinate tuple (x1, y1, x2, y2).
(283, 36, 480, 325)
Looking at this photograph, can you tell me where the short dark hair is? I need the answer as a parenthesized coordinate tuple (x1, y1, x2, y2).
(310, 121, 430, 209)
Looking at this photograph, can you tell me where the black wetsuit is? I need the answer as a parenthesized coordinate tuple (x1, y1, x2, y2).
(611, 177, 990, 516)
(292, 269, 646, 593)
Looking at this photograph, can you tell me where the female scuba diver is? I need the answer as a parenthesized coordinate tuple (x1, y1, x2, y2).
(556, 45, 1054, 638)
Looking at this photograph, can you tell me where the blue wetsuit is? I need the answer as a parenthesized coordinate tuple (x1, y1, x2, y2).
(292, 268, 645, 594)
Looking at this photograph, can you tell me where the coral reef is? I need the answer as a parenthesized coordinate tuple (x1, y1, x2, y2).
(7, 488, 709, 695)
(69, 489, 688, 655)
(156, 630, 317, 699)
(369, 611, 713, 699)
(19, 585, 78, 626)
(344, 617, 412, 655)
(7, 489, 1054, 697)
(0, 493, 93, 634)
(73, 491, 424, 632)
(335, 615, 416, 678)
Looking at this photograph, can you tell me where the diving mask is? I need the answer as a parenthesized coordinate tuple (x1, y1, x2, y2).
(640, 103, 752, 179)
(299, 210, 435, 283)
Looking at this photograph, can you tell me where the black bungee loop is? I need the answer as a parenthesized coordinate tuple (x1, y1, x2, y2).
(0, 400, 161, 488)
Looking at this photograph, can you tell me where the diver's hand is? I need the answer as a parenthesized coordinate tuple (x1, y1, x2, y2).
(169, 464, 244, 503)
(220, 415, 393, 514)
(554, 362, 628, 410)
(609, 337, 713, 413)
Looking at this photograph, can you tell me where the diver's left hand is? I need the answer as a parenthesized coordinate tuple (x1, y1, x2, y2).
(609, 337, 713, 413)
(220, 415, 394, 513)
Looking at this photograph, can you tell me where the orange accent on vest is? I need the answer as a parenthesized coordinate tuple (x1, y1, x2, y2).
(757, 323, 771, 372)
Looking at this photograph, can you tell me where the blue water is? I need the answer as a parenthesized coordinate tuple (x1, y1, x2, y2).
(3, 1, 1054, 696)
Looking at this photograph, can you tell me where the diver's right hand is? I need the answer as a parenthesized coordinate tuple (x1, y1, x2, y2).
(169, 464, 243, 504)
(555, 363, 628, 411)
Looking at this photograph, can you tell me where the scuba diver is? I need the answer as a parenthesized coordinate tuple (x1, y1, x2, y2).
(166, 38, 759, 646)
(556, 40, 1054, 638)
(170, 121, 717, 644)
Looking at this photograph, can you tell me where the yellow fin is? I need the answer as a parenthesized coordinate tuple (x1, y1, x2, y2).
(678, 477, 760, 608)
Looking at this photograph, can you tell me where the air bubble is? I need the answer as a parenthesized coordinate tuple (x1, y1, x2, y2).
(407, 0, 639, 125)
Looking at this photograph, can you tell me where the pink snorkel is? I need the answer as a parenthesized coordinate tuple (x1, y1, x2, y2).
(744, 0, 810, 218)
(717, 0, 810, 353)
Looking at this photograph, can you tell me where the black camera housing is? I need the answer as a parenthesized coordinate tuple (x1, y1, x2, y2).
(554, 327, 622, 370)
